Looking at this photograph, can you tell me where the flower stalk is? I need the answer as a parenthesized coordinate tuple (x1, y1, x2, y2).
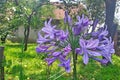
(72, 50, 77, 80)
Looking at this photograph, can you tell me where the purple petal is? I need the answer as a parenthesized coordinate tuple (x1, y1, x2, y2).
(87, 50, 101, 56)
(59, 58, 71, 73)
(45, 57, 56, 66)
(48, 18, 52, 25)
(100, 59, 109, 64)
(36, 47, 41, 53)
(63, 44, 71, 57)
(68, 15, 72, 26)
(110, 49, 115, 54)
(52, 51, 61, 57)
(58, 55, 66, 62)
(75, 48, 83, 55)
(37, 32, 49, 44)
(36, 45, 49, 53)
(92, 19, 99, 32)
(64, 10, 72, 26)
(73, 26, 81, 35)
(83, 53, 89, 64)
(99, 28, 108, 39)
(41, 19, 58, 39)
(79, 39, 86, 48)
(58, 30, 68, 41)
(64, 10, 69, 23)
(102, 53, 112, 63)
(90, 57, 109, 64)
(86, 39, 99, 48)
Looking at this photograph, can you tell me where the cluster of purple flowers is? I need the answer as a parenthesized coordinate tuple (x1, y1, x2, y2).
(36, 11, 115, 73)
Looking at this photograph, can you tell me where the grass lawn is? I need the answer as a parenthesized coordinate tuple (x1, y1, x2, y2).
(2, 43, 120, 80)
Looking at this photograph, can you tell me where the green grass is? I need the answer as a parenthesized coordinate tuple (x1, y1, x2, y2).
(2, 43, 120, 80)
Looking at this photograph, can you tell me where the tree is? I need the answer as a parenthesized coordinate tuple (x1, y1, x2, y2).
(85, 0, 105, 23)
(0, 0, 21, 44)
(0, 0, 55, 50)
(105, 0, 117, 39)
(85, 0, 117, 39)
(16, 0, 54, 51)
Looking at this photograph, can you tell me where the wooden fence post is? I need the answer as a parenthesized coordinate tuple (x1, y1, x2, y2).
(0, 46, 4, 80)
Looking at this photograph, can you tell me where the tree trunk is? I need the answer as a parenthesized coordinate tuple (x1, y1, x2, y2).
(24, 26, 30, 51)
(104, 0, 117, 65)
(105, 0, 117, 39)
(0, 47, 4, 80)
(24, 16, 31, 51)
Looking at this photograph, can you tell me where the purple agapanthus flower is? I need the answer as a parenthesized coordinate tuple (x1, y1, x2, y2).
(73, 15, 91, 35)
(45, 57, 57, 66)
(59, 58, 71, 73)
(75, 48, 82, 55)
(91, 27, 108, 41)
(52, 51, 62, 57)
(98, 27, 108, 40)
(78, 38, 101, 64)
(64, 10, 72, 26)
(63, 44, 71, 57)
(37, 32, 50, 44)
(91, 19, 99, 32)
(42, 18, 57, 39)
(98, 37, 115, 63)
(58, 30, 69, 41)
(89, 56, 109, 65)
(36, 45, 49, 53)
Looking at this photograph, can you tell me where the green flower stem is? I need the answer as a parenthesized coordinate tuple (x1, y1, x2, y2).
(72, 50, 77, 80)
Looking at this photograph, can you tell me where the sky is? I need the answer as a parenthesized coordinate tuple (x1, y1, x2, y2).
(115, 8, 120, 23)
(50, 0, 60, 2)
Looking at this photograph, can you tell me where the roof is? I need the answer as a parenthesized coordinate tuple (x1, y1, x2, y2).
(52, 2, 86, 19)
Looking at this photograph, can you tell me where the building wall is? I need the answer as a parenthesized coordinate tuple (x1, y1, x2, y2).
(10, 26, 39, 43)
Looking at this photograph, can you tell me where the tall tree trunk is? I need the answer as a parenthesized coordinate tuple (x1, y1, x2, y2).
(105, 0, 117, 39)
(104, 0, 117, 65)
(0, 47, 4, 80)
(24, 16, 31, 51)
(24, 26, 30, 51)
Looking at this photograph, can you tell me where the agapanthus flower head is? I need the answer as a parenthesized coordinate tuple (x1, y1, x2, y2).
(36, 10, 115, 73)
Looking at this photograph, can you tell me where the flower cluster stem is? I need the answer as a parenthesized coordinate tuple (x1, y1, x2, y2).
(73, 51, 77, 80)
